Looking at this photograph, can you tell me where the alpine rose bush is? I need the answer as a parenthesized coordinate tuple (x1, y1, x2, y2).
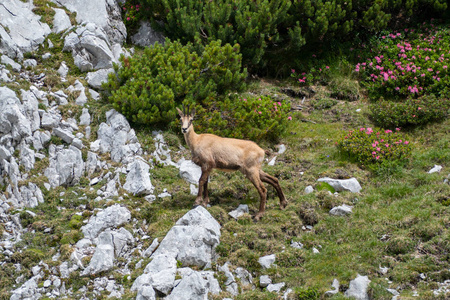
(337, 127, 412, 170)
(355, 21, 450, 99)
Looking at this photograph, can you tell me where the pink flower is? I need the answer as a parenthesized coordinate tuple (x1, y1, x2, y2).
(376, 156, 380, 160)
(396, 128, 401, 131)
(258, 111, 262, 114)
(376, 147, 381, 151)
(127, 17, 130, 21)
(291, 69, 295, 73)
(418, 107, 422, 110)
(372, 143, 376, 147)
(372, 151, 376, 155)
(278, 102, 281, 106)
(385, 144, 389, 147)
(287, 116, 292, 120)
(404, 141, 409, 144)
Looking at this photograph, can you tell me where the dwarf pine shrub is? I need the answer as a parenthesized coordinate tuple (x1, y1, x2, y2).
(103, 39, 246, 126)
(337, 127, 412, 170)
(194, 95, 291, 142)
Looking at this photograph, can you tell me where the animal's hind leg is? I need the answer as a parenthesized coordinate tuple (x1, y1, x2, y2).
(202, 177, 210, 206)
(259, 170, 287, 209)
(246, 168, 267, 221)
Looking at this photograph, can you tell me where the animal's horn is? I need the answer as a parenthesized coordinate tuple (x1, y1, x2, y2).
(186, 104, 190, 116)
(182, 104, 186, 116)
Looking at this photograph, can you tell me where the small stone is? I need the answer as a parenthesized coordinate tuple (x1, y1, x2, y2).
(258, 254, 276, 269)
(290, 241, 303, 249)
(259, 275, 272, 288)
(267, 282, 285, 293)
(304, 185, 314, 194)
(42, 53, 52, 60)
(329, 204, 353, 216)
(428, 165, 442, 174)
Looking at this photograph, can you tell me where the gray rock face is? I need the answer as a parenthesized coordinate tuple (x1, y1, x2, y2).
(54, 0, 126, 44)
(329, 204, 353, 216)
(81, 231, 115, 275)
(131, 21, 165, 47)
(1, 55, 21, 71)
(132, 254, 177, 295)
(0, 0, 51, 59)
(81, 204, 131, 240)
(305, 185, 314, 194)
(219, 262, 238, 296)
(52, 8, 72, 33)
(81, 228, 134, 275)
(86, 68, 114, 89)
(94, 109, 142, 163)
(0, 87, 32, 142)
(166, 268, 221, 300)
(44, 145, 84, 187)
(63, 24, 117, 72)
(267, 282, 285, 293)
(123, 159, 154, 196)
(344, 274, 370, 300)
(179, 160, 202, 185)
(317, 177, 362, 193)
(151, 206, 221, 268)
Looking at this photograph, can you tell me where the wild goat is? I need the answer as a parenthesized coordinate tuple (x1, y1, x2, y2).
(176, 105, 287, 220)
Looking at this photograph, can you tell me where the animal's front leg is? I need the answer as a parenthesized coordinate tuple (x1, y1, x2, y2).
(195, 169, 210, 207)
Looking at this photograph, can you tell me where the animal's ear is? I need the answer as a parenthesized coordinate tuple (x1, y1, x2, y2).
(190, 108, 196, 117)
(176, 107, 183, 117)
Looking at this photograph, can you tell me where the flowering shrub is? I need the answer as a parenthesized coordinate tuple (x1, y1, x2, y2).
(370, 95, 449, 128)
(195, 95, 291, 142)
(291, 64, 331, 86)
(121, 1, 146, 35)
(337, 127, 412, 169)
(355, 21, 450, 99)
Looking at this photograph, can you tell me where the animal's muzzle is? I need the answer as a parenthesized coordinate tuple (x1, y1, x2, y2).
(182, 128, 187, 133)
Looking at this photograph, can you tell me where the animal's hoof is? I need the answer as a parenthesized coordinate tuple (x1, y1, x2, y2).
(253, 213, 264, 222)
(280, 200, 288, 210)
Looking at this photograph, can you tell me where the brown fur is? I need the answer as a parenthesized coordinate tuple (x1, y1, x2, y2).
(177, 107, 287, 220)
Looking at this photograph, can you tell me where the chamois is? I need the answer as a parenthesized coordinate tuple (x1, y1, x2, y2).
(176, 105, 287, 220)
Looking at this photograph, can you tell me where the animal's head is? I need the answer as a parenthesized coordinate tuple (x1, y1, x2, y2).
(176, 105, 196, 134)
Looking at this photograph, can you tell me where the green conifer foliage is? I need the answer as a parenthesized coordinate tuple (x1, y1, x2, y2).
(103, 39, 247, 126)
(138, 0, 448, 72)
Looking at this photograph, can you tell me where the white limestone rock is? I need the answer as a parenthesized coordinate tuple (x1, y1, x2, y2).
(317, 177, 362, 193)
(81, 204, 131, 240)
(329, 204, 353, 216)
(151, 206, 221, 268)
(344, 274, 370, 300)
(123, 159, 154, 196)
(52, 8, 72, 33)
(258, 254, 276, 269)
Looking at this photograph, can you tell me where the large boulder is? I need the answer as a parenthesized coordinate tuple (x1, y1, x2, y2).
(0, 0, 51, 59)
(123, 158, 154, 196)
(93, 109, 142, 163)
(0, 87, 32, 142)
(53, 0, 126, 44)
(344, 274, 371, 300)
(165, 268, 221, 300)
(44, 145, 85, 187)
(63, 24, 117, 72)
(81, 204, 131, 240)
(150, 206, 221, 268)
